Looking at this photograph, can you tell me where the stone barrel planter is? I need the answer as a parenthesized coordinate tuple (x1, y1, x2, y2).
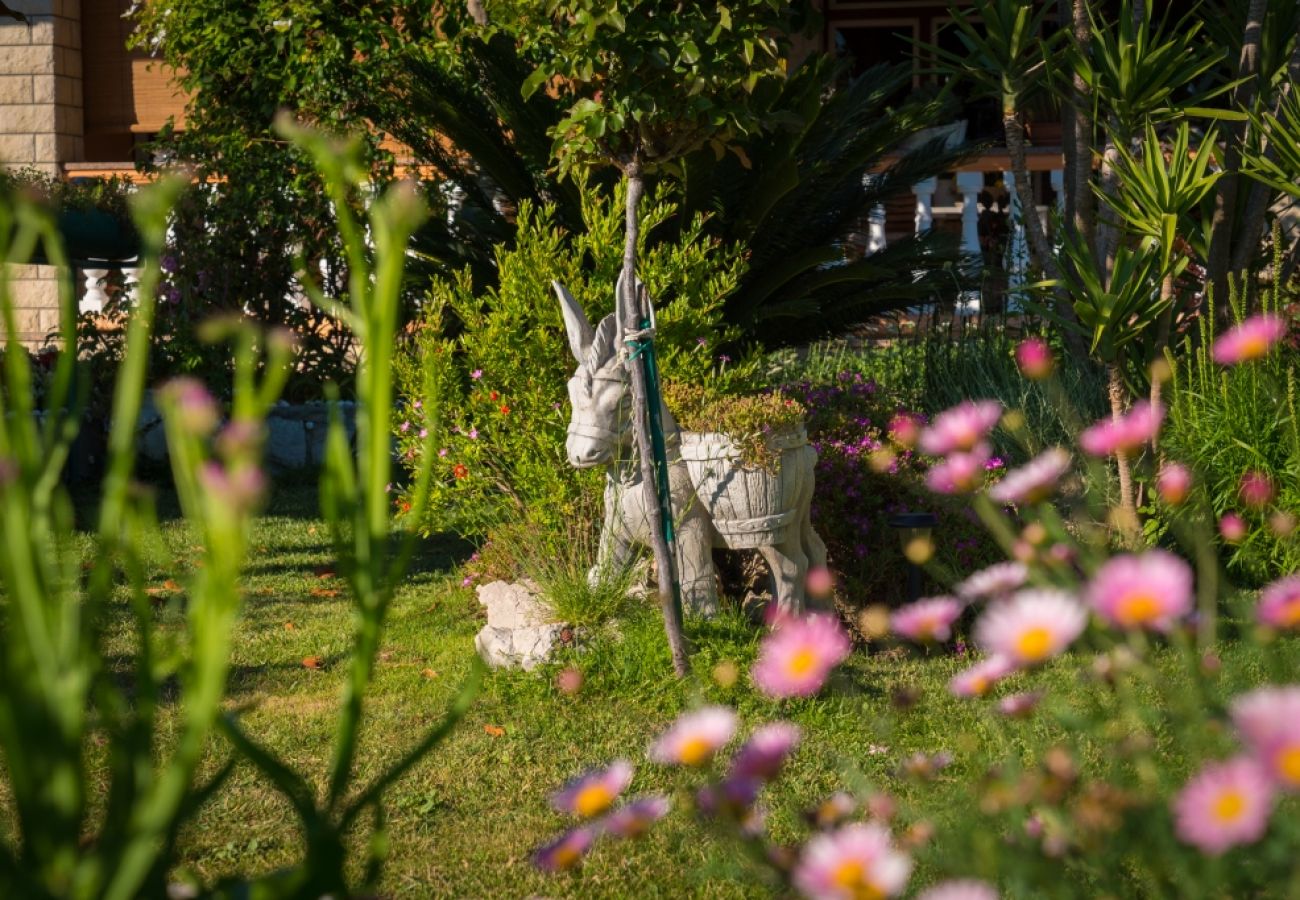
(678, 426, 811, 549)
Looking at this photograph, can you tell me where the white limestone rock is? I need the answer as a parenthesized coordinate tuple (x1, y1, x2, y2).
(473, 580, 574, 671)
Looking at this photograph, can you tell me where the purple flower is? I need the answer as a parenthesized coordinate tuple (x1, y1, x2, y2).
(400, 421, 411, 432)
(468, 428, 478, 440)
(470, 369, 483, 380)
(438, 447, 449, 458)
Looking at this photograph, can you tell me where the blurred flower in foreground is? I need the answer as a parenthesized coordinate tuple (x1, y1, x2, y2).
(806, 565, 834, 598)
(602, 795, 671, 838)
(997, 690, 1043, 718)
(918, 879, 1000, 900)
(888, 413, 922, 449)
(160, 376, 219, 436)
(793, 822, 913, 900)
(1230, 687, 1300, 789)
(752, 613, 852, 699)
(1257, 575, 1300, 630)
(919, 401, 1002, 456)
(1156, 461, 1193, 505)
(1015, 337, 1054, 380)
(1172, 756, 1275, 855)
(891, 597, 962, 643)
(974, 591, 1087, 667)
(649, 706, 737, 767)
(1086, 550, 1193, 632)
(730, 722, 802, 782)
(556, 666, 583, 695)
(533, 826, 597, 871)
(1238, 470, 1276, 508)
(1212, 314, 1286, 365)
(1079, 401, 1164, 457)
(550, 760, 633, 818)
(987, 448, 1071, 505)
(949, 655, 1015, 698)
(1218, 512, 1248, 543)
(806, 792, 856, 829)
(956, 562, 1027, 602)
(925, 444, 992, 495)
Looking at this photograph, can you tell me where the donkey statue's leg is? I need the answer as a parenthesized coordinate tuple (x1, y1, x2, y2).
(759, 536, 810, 616)
(589, 473, 637, 587)
(676, 503, 719, 617)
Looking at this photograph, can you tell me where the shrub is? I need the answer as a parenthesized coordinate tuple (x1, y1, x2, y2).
(393, 181, 754, 539)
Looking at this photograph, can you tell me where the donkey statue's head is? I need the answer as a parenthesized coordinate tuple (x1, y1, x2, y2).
(555, 278, 632, 468)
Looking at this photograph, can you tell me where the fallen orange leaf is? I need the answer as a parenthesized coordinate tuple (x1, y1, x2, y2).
(302, 656, 322, 669)
(284, 622, 296, 631)
(312, 564, 336, 579)
(421, 668, 438, 679)
(483, 724, 505, 737)
(310, 587, 340, 598)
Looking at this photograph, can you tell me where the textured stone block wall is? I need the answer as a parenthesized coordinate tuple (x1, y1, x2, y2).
(2, 0, 85, 344)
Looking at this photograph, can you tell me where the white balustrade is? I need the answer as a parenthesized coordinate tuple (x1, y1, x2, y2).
(912, 177, 937, 235)
(1002, 170, 1030, 311)
(80, 267, 109, 313)
(955, 170, 985, 314)
(862, 173, 887, 254)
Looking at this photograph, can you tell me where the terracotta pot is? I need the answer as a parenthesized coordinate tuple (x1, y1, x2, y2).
(679, 426, 811, 549)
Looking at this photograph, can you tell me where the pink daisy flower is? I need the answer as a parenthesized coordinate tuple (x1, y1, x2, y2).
(974, 590, 1087, 667)
(159, 376, 219, 436)
(1015, 337, 1054, 380)
(752, 613, 852, 699)
(1156, 461, 1193, 505)
(1219, 512, 1248, 543)
(997, 690, 1044, 718)
(532, 826, 597, 871)
(649, 706, 737, 767)
(1239, 470, 1275, 508)
(888, 413, 923, 449)
(1085, 550, 1193, 632)
(987, 447, 1071, 505)
(550, 759, 633, 818)
(793, 822, 913, 900)
(948, 655, 1015, 698)
(925, 443, 992, 495)
(1230, 687, 1300, 790)
(730, 722, 802, 782)
(1257, 575, 1300, 630)
(1172, 756, 1275, 855)
(891, 596, 963, 643)
(918, 880, 1000, 900)
(919, 401, 1003, 456)
(1212, 314, 1287, 365)
(1078, 401, 1165, 457)
(601, 795, 671, 838)
(955, 562, 1027, 601)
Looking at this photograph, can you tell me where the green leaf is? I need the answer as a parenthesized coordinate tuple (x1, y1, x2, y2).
(521, 67, 549, 101)
(680, 40, 700, 65)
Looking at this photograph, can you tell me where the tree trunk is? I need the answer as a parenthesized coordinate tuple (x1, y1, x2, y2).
(1069, 0, 1095, 251)
(621, 163, 690, 677)
(1003, 107, 1060, 281)
(1206, 0, 1269, 311)
(1094, 138, 1123, 274)
(1107, 361, 1138, 541)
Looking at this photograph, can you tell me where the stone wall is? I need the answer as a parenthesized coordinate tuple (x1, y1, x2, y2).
(2, 0, 85, 344)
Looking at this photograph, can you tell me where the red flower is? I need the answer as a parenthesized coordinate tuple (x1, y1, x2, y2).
(490, 390, 499, 401)
(500, 405, 511, 415)
(453, 463, 469, 480)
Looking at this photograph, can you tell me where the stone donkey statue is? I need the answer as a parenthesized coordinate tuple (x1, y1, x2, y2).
(554, 279, 826, 615)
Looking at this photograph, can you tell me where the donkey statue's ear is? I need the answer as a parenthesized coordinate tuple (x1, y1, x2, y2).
(554, 280, 594, 364)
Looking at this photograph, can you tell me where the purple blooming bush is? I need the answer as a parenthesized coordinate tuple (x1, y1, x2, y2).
(785, 373, 1003, 614)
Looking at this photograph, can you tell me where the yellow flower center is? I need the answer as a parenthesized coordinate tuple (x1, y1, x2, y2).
(787, 647, 818, 677)
(969, 675, 990, 696)
(678, 736, 714, 766)
(1015, 626, 1053, 662)
(830, 859, 884, 899)
(1275, 745, 1300, 786)
(1280, 600, 1300, 627)
(1212, 789, 1246, 823)
(1239, 334, 1269, 360)
(551, 842, 582, 869)
(574, 784, 614, 818)
(1117, 592, 1162, 626)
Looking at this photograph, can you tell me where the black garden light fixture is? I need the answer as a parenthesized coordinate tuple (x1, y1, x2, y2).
(887, 511, 939, 602)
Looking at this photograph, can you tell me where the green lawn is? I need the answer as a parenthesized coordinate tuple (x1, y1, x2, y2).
(89, 484, 1299, 897)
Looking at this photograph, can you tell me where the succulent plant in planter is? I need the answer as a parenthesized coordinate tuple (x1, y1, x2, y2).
(665, 383, 808, 472)
(0, 167, 140, 263)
